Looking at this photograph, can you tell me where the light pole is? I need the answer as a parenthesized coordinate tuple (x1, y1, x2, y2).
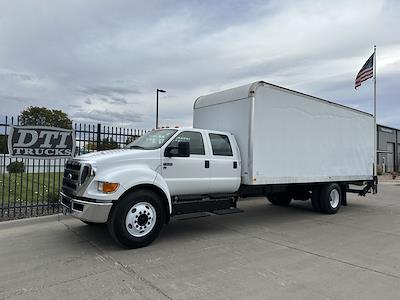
(156, 89, 166, 129)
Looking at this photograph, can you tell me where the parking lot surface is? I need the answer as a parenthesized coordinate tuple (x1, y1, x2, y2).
(1, 183, 400, 299)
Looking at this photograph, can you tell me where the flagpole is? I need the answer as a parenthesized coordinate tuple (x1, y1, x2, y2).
(373, 45, 377, 177)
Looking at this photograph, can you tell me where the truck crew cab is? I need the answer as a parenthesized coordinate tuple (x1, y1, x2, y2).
(61, 128, 241, 248)
(60, 81, 377, 248)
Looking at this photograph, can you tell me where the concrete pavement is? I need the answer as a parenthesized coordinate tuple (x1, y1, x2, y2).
(1, 184, 400, 299)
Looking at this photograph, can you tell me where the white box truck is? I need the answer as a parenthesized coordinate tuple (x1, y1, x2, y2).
(60, 81, 377, 248)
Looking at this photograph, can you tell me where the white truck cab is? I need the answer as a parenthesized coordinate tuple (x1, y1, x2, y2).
(61, 128, 241, 248)
(61, 81, 377, 248)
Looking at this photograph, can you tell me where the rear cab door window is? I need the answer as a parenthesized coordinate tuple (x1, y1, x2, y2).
(209, 133, 233, 156)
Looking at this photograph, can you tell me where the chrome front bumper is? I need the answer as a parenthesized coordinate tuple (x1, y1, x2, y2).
(60, 192, 113, 223)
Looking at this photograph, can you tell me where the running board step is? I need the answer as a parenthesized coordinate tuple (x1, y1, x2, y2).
(172, 197, 234, 215)
(174, 212, 211, 221)
(212, 208, 243, 215)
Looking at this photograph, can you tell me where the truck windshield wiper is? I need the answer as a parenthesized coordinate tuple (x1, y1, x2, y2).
(129, 145, 146, 149)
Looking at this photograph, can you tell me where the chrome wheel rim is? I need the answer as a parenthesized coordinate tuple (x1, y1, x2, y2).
(329, 189, 340, 209)
(125, 202, 156, 237)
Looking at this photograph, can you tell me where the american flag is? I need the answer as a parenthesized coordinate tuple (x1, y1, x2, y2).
(355, 53, 374, 89)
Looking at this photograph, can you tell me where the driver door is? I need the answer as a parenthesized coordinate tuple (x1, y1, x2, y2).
(161, 131, 210, 196)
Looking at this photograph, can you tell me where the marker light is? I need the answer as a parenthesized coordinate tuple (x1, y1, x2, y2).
(98, 181, 119, 193)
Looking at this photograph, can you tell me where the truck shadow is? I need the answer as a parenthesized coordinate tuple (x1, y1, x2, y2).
(155, 200, 375, 248)
(68, 199, 374, 251)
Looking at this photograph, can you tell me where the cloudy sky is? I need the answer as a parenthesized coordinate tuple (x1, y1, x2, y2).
(1, 0, 399, 129)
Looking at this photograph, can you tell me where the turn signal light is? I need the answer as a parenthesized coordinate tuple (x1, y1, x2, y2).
(98, 181, 119, 193)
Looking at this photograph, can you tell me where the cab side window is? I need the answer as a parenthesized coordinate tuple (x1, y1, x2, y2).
(209, 134, 233, 156)
(169, 131, 205, 155)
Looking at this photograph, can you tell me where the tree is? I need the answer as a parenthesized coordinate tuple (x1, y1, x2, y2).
(101, 137, 118, 150)
(125, 135, 140, 145)
(19, 106, 72, 129)
(7, 161, 25, 173)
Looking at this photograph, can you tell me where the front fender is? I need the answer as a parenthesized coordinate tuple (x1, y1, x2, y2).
(153, 173, 172, 214)
(84, 166, 172, 214)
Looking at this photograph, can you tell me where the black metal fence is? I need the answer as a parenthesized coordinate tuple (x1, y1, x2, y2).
(0, 116, 147, 220)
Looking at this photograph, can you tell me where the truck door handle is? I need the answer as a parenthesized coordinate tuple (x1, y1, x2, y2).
(163, 162, 173, 169)
(205, 160, 210, 168)
(233, 161, 237, 169)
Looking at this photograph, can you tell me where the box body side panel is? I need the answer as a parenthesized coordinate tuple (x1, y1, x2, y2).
(252, 85, 374, 184)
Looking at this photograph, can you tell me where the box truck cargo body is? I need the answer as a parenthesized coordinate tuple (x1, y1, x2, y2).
(193, 81, 374, 186)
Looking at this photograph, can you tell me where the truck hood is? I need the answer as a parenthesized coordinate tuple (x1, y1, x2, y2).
(75, 149, 161, 167)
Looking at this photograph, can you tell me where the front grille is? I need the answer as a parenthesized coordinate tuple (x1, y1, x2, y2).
(62, 178, 78, 191)
(63, 170, 79, 181)
(65, 160, 81, 171)
(81, 166, 89, 184)
(62, 159, 91, 195)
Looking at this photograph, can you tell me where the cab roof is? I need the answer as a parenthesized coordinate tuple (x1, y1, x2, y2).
(155, 127, 232, 136)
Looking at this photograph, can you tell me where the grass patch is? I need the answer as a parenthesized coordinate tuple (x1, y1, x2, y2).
(0, 172, 63, 206)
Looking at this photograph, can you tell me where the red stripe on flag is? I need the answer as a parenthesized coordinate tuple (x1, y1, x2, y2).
(356, 70, 373, 81)
(355, 72, 373, 89)
(356, 67, 373, 78)
(355, 72, 373, 83)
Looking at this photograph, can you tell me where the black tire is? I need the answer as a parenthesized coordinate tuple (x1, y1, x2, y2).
(311, 188, 321, 212)
(319, 183, 341, 214)
(267, 193, 292, 206)
(108, 189, 165, 248)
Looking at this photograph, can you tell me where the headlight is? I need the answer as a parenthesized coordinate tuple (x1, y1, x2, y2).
(98, 181, 119, 193)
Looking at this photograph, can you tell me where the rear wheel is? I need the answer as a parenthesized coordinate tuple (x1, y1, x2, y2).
(108, 189, 165, 248)
(319, 183, 341, 214)
(267, 193, 292, 206)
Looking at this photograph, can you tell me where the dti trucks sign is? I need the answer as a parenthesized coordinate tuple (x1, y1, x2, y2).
(8, 126, 76, 159)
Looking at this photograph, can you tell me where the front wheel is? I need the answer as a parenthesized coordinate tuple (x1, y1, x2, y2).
(108, 189, 165, 248)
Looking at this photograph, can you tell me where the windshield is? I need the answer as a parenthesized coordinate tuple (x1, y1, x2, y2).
(126, 129, 177, 150)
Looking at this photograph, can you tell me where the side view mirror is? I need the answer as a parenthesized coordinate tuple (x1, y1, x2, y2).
(165, 141, 190, 157)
